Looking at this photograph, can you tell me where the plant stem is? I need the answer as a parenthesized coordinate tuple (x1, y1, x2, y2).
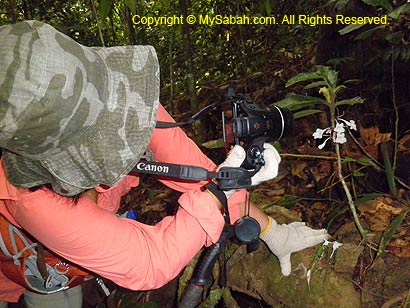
(335, 143, 367, 238)
(391, 48, 399, 174)
(281, 153, 337, 160)
(329, 88, 367, 238)
(90, 0, 105, 46)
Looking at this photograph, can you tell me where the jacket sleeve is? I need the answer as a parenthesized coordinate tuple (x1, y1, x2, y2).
(149, 104, 217, 192)
(11, 186, 225, 291)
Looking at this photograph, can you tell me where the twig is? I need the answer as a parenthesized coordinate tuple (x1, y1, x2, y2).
(90, 0, 105, 47)
(351, 280, 390, 300)
(381, 288, 410, 308)
(281, 153, 337, 160)
(318, 166, 367, 194)
(391, 47, 399, 174)
(347, 130, 383, 169)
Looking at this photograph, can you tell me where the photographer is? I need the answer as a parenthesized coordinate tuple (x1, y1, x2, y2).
(0, 21, 327, 308)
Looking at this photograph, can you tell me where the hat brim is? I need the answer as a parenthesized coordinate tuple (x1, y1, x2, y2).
(3, 22, 159, 196)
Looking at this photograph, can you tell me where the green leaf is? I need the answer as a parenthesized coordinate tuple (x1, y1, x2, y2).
(361, 0, 393, 11)
(275, 95, 326, 111)
(317, 66, 338, 89)
(125, 0, 137, 14)
(294, 109, 323, 119)
(343, 79, 362, 84)
(354, 25, 386, 41)
(388, 3, 410, 19)
(339, 24, 366, 35)
(356, 157, 378, 168)
(98, 0, 112, 19)
(341, 157, 356, 164)
(353, 170, 365, 177)
(264, 0, 272, 16)
(304, 80, 327, 90)
(335, 84, 347, 94)
(326, 57, 354, 67)
(381, 142, 397, 197)
(285, 71, 323, 88)
(374, 210, 407, 265)
(354, 193, 384, 205)
(385, 31, 403, 45)
(335, 96, 365, 106)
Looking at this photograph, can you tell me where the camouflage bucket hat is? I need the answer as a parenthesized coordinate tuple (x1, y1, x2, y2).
(0, 21, 160, 196)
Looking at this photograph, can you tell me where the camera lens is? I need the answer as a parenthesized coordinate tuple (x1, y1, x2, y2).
(268, 106, 294, 140)
(231, 118, 250, 138)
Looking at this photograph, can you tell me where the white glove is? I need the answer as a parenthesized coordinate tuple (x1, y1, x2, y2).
(251, 143, 281, 186)
(260, 217, 328, 276)
(218, 145, 246, 170)
(218, 144, 281, 188)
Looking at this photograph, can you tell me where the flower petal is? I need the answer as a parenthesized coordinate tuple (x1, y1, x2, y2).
(313, 128, 326, 139)
(335, 132, 347, 144)
(318, 137, 331, 149)
(334, 122, 345, 133)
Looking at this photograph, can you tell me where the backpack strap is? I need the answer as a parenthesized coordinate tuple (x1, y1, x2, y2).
(36, 243, 48, 279)
(0, 214, 92, 294)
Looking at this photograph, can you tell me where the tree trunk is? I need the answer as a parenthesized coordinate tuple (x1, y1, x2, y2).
(7, 0, 17, 22)
(22, 0, 32, 20)
(179, 0, 205, 144)
(125, 6, 137, 45)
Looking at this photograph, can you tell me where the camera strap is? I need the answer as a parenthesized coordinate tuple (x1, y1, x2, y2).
(155, 100, 226, 128)
(131, 161, 256, 190)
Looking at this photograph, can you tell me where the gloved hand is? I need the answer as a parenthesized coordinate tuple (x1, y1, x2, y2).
(217, 145, 247, 198)
(219, 143, 281, 186)
(218, 145, 247, 170)
(260, 217, 328, 276)
(251, 143, 281, 186)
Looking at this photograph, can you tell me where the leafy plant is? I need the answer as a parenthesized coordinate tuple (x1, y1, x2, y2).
(285, 66, 369, 238)
(335, 0, 410, 63)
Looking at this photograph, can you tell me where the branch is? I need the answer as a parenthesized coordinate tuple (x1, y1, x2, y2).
(381, 289, 410, 308)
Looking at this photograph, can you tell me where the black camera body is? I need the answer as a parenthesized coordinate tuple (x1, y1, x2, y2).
(222, 95, 293, 169)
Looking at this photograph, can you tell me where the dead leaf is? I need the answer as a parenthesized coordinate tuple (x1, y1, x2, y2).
(291, 161, 308, 180)
(388, 238, 410, 257)
(359, 126, 391, 158)
(359, 126, 391, 146)
(358, 197, 403, 232)
(398, 134, 410, 152)
(375, 197, 403, 215)
(310, 160, 333, 183)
